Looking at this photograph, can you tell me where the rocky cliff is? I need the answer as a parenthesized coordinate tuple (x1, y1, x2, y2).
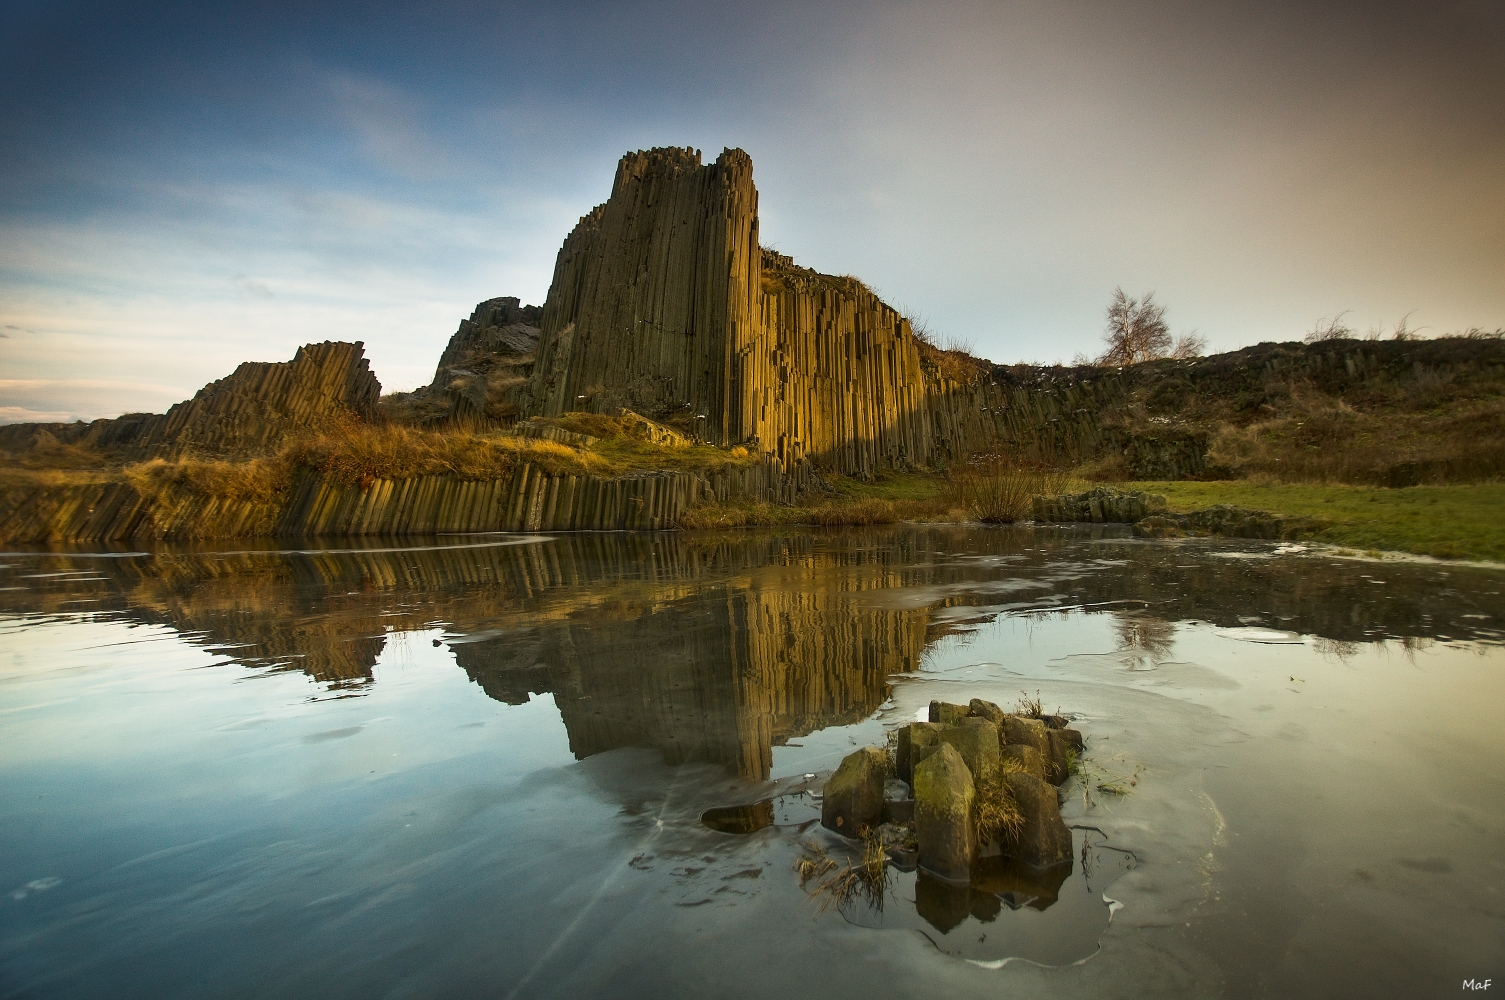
(507, 147, 938, 476)
(0, 341, 381, 460)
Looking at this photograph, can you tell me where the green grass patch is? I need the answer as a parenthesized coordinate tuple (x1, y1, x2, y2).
(824, 471, 949, 502)
(1131, 480, 1505, 562)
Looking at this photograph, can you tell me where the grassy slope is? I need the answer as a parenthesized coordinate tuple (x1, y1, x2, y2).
(1133, 480, 1505, 562)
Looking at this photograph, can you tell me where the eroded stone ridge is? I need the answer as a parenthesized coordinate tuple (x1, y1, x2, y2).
(3, 341, 380, 460)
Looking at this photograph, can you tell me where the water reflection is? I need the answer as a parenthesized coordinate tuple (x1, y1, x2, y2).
(2, 527, 1502, 784)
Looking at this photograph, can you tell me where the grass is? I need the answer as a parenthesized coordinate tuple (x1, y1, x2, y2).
(677, 469, 960, 529)
(974, 766, 1027, 845)
(1, 415, 768, 504)
(1132, 479, 1505, 562)
(795, 836, 890, 914)
(126, 456, 293, 505)
(946, 459, 1076, 523)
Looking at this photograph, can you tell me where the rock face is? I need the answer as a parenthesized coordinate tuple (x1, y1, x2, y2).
(913, 743, 976, 883)
(4, 342, 380, 461)
(822, 746, 888, 835)
(1002, 771, 1073, 868)
(929, 700, 970, 726)
(507, 147, 937, 476)
(1000, 715, 1050, 757)
(896, 721, 947, 784)
(120, 341, 378, 459)
(1001, 743, 1048, 782)
(425, 297, 542, 425)
(937, 723, 1000, 790)
(432, 296, 542, 385)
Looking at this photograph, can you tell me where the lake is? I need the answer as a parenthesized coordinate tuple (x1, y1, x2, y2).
(1, 525, 1501, 998)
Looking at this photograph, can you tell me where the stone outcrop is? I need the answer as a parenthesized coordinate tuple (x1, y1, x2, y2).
(1032, 487, 1168, 524)
(1130, 504, 1326, 540)
(928, 700, 970, 726)
(1001, 744, 1048, 782)
(431, 296, 542, 385)
(1034, 488, 1326, 542)
(872, 700, 1084, 880)
(914, 743, 976, 883)
(821, 746, 888, 835)
(0, 455, 808, 543)
(423, 297, 542, 426)
(66, 342, 378, 460)
(1002, 771, 1073, 868)
(506, 147, 938, 477)
(896, 721, 947, 784)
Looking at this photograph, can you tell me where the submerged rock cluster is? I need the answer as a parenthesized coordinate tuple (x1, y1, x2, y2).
(821, 699, 1082, 884)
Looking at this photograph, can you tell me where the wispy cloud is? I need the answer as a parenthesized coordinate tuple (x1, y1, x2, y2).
(325, 71, 469, 181)
(0, 406, 81, 425)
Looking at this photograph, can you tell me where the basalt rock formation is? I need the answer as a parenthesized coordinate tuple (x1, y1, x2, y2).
(504, 147, 939, 476)
(408, 296, 542, 426)
(0, 341, 380, 460)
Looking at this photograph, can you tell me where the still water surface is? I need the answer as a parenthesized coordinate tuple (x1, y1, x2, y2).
(1, 526, 1501, 998)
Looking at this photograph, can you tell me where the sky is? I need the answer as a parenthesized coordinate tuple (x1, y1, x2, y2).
(2, 0, 1502, 423)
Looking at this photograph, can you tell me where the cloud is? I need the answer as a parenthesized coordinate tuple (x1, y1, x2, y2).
(232, 274, 274, 299)
(0, 406, 83, 425)
(325, 71, 468, 181)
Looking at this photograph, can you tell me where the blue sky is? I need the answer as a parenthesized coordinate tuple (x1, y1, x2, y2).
(3, 0, 1502, 422)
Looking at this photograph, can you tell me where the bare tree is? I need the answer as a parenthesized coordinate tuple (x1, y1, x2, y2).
(1170, 331, 1208, 359)
(1098, 288, 1170, 366)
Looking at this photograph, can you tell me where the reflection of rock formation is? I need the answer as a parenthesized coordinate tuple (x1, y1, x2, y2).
(4, 526, 1502, 775)
(915, 856, 1076, 931)
(452, 545, 927, 779)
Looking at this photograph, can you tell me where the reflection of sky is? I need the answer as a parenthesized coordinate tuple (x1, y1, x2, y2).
(2, 1, 1503, 421)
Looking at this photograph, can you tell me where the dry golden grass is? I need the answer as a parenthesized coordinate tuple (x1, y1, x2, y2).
(795, 835, 890, 914)
(947, 459, 1077, 523)
(1205, 397, 1505, 486)
(283, 423, 619, 487)
(974, 779, 1025, 846)
(124, 457, 292, 504)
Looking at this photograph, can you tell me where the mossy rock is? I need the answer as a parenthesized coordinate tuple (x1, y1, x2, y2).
(896, 722, 948, 784)
(928, 700, 970, 726)
(914, 742, 976, 883)
(1001, 743, 1047, 782)
(821, 746, 887, 837)
(1002, 771, 1072, 869)
(967, 698, 1006, 724)
(1000, 715, 1050, 756)
(938, 722, 1000, 790)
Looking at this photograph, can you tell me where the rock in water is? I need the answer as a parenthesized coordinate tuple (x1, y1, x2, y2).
(896, 722, 948, 784)
(1043, 729, 1076, 785)
(821, 746, 888, 836)
(1002, 771, 1072, 869)
(1000, 715, 1051, 756)
(914, 743, 977, 883)
(938, 722, 1000, 790)
(1000, 743, 1048, 782)
(929, 700, 970, 725)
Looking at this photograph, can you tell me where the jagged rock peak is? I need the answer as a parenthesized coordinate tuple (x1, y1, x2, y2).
(0, 341, 383, 460)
